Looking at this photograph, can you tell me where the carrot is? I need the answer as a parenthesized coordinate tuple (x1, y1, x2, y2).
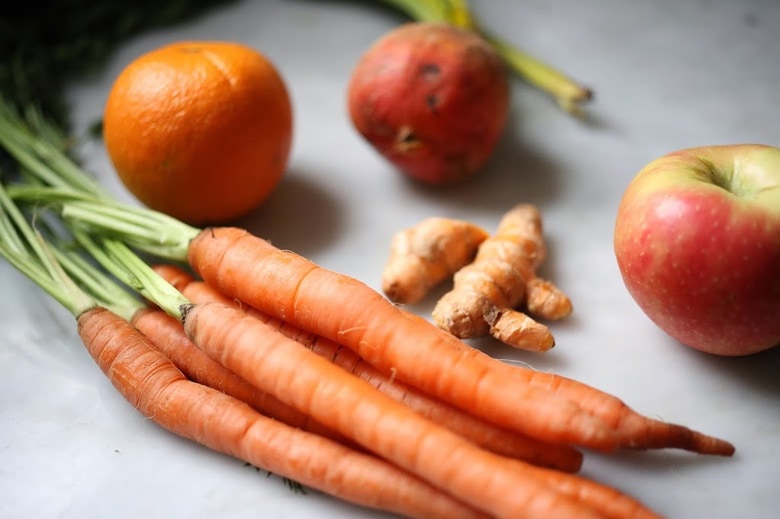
(1, 122, 732, 456)
(59, 230, 654, 518)
(0, 181, 488, 519)
(79, 306, 488, 519)
(0, 99, 722, 519)
(187, 227, 734, 455)
(153, 263, 584, 473)
(509, 368, 735, 455)
(130, 306, 350, 447)
(181, 299, 660, 519)
(187, 227, 618, 451)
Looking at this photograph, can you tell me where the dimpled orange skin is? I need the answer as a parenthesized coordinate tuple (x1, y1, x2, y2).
(103, 41, 293, 225)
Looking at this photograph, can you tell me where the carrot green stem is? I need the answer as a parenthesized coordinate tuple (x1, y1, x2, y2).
(374, 0, 593, 116)
(51, 243, 142, 314)
(0, 97, 200, 259)
(73, 229, 189, 319)
(8, 186, 199, 260)
(4, 179, 199, 319)
(0, 181, 108, 318)
(0, 98, 170, 320)
(1, 184, 182, 321)
(0, 99, 200, 317)
(0, 96, 105, 195)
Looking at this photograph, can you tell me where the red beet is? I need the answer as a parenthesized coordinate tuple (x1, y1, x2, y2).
(348, 22, 510, 185)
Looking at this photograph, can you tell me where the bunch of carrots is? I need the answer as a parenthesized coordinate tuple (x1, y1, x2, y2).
(0, 98, 734, 518)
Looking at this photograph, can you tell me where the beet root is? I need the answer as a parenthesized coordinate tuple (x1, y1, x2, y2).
(347, 22, 510, 185)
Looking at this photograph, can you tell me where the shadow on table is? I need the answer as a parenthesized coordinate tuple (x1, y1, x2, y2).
(685, 342, 780, 396)
(581, 441, 738, 480)
(392, 112, 570, 212)
(233, 168, 345, 258)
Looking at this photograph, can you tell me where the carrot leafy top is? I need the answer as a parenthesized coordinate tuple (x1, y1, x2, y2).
(0, 95, 191, 320)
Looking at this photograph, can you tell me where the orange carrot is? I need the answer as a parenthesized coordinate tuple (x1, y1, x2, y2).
(181, 299, 660, 519)
(187, 227, 734, 456)
(130, 306, 350, 446)
(187, 227, 619, 451)
(78, 306, 488, 519)
(153, 263, 584, 473)
(506, 368, 735, 455)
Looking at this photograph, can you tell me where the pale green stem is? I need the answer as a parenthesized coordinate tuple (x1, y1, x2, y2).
(53, 245, 143, 315)
(8, 186, 199, 261)
(0, 96, 104, 195)
(73, 229, 190, 319)
(377, 0, 450, 23)
(373, 0, 593, 115)
(485, 33, 593, 116)
(0, 182, 96, 317)
(0, 96, 186, 321)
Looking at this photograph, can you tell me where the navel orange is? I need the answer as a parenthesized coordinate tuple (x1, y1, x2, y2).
(103, 41, 293, 225)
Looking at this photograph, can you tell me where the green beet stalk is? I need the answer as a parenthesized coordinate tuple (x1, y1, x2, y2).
(375, 0, 593, 115)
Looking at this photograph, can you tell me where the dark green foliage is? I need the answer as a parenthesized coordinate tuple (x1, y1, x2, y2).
(0, 0, 236, 132)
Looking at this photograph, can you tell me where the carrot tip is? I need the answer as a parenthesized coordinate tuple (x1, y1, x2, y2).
(620, 415, 736, 456)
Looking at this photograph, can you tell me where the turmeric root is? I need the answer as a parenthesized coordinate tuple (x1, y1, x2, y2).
(382, 217, 489, 304)
(526, 277, 573, 320)
(432, 204, 572, 352)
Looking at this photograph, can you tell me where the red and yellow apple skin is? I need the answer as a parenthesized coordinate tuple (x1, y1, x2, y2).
(614, 144, 780, 356)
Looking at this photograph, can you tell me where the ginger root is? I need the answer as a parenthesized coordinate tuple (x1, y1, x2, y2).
(432, 204, 572, 352)
(382, 217, 489, 304)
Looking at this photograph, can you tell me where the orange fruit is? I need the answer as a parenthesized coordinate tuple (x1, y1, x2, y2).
(103, 41, 293, 225)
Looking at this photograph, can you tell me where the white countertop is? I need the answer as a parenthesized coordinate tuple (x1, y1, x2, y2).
(2, 1, 778, 518)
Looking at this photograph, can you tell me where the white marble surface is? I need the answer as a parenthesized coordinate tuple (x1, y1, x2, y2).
(2, 1, 779, 518)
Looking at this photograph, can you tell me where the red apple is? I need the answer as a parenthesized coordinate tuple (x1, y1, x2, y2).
(614, 144, 780, 356)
